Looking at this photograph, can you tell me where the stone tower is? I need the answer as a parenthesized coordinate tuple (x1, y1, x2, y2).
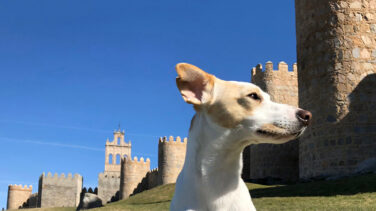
(158, 136, 187, 185)
(296, 0, 376, 179)
(98, 129, 132, 203)
(38, 172, 82, 208)
(7, 185, 32, 210)
(244, 62, 299, 182)
(119, 157, 150, 199)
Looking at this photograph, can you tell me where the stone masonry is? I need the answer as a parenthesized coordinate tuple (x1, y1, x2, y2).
(37, 172, 82, 208)
(6, 185, 32, 210)
(296, 0, 376, 179)
(158, 136, 187, 185)
(244, 62, 299, 182)
(119, 157, 150, 199)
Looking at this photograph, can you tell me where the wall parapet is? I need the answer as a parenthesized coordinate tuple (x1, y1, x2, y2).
(8, 185, 32, 191)
(123, 156, 150, 164)
(40, 172, 82, 181)
(158, 136, 187, 145)
(251, 61, 297, 80)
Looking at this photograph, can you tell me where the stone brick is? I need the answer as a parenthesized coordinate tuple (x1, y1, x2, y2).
(296, 0, 376, 179)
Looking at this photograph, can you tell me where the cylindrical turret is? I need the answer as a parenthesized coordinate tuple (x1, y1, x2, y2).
(7, 185, 32, 210)
(120, 157, 150, 199)
(158, 136, 187, 185)
(296, 0, 376, 178)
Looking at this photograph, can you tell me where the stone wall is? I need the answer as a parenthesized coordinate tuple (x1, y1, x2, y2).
(131, 168, 159, 195)
(244, 62, 299, 182)
(158, 136, 187, 185)
(97, 172, 120, 204)
(6, 185, 32, 210)
(25, 193, 38, 208)
(37, 172, 82, 208)
(119, 157, 150, 199)
(296, 0, 376, 179)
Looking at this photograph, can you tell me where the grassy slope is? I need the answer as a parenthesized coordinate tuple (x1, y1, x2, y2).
(29, 174, 376, 211)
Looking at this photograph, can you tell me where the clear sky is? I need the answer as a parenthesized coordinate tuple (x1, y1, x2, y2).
(0, 0, 296, 208)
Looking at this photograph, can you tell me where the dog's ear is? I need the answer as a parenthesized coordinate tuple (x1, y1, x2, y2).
(175, 63, 215, 105)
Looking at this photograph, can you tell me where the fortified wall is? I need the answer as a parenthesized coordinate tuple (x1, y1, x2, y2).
(97, 172, 120, 204)
(243, 61, 299, 182)
(5, 131, 188, 210)
(119, 136, 187, 200)
(296, 0, 376, 179)
(6, 185, 32, 210)
(37, 172, 82, 208)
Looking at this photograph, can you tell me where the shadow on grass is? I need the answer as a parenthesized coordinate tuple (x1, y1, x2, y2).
(250, 174, 376, 198)
(127, 200, 171, 205)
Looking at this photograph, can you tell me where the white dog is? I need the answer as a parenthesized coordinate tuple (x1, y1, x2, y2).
(170, 63, 311, 211)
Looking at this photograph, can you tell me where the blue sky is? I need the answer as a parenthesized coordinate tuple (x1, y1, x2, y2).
(0, 0, 296, 208)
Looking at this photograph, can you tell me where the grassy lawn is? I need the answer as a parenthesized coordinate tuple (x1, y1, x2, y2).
(29, 174, 376, 211)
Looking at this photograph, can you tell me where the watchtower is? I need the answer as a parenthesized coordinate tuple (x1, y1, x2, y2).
(296, 0, 376, 178)
(37, 172, 82, 208)
(244, 61, 299, 182)
(7, 184, 32, 210)
(119, 156, 150, 199)
(158, 136, 187, 185)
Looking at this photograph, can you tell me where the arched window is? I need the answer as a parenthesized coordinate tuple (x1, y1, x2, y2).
(108, 154, 113, 164)
(123, 154, 128, 159)
(116, 154, 121, 164)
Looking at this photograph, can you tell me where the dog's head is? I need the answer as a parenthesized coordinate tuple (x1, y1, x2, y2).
(176, 63, 311, 144)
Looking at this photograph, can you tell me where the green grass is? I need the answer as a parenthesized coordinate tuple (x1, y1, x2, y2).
(30, 174, 376, 211)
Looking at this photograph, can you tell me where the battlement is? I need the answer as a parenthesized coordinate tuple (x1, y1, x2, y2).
(122, 156, 150, 164)
(250, 61, 299, 106)
(148, 168, 158, 173)
(158, 136, 187, 145)
(8, 184, 32, 191)
(40, 172, 82, 180)
(251, 61, 297, 76)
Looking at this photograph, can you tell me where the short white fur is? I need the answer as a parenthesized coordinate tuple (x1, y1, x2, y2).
(171, 64, 309, 211)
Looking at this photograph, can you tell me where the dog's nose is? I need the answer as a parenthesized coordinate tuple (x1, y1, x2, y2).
(296, 109, 312, 126)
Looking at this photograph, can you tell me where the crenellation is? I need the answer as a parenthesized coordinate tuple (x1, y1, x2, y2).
(278, 61, 288, 71)
(158, 136, 187, 145)
(265, 61, 273, 72)
(8, 185, 32, 191)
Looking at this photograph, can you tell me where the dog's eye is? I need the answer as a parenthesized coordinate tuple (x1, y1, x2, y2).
(247, 93, 260, 100)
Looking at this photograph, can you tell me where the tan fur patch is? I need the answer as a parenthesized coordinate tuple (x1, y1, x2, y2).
(207, 79, 263, 128)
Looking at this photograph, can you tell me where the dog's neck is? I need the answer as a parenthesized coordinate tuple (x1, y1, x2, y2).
(182, 111, 248, 198)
